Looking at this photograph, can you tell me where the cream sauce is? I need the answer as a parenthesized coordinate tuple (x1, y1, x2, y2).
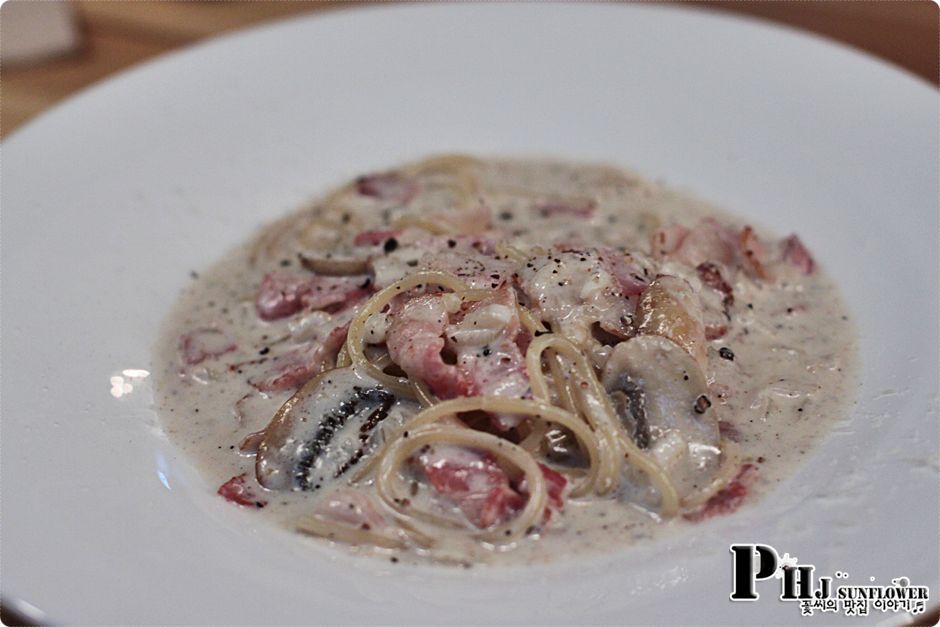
(154, 156, 857, 565)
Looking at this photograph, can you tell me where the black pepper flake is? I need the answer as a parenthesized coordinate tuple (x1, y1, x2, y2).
(447, 239, 457, 248)
(390, 556, 399, 563)
(482, 347, 491, 357)
(383, 237, 399, 253)
(693, 394, 712, 414)
(259, 347, 270, 355)
(719, 347, 735, 361)
(499, 211, 513, 221)
(189, 270, 199, 279)
(280, 259, 291, 267)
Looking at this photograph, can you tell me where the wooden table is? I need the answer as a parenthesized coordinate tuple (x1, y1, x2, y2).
(1, 1, 937, 139)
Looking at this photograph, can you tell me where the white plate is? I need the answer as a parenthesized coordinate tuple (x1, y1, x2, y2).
(2, 4, 937, 624)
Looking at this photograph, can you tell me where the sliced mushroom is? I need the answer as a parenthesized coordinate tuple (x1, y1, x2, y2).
(633, 275, 707, 370)
(602, 335, 720, 499)
(298, 253, 370, 277)
(607, 377, 651, 449)
(255, 366, 417, 491)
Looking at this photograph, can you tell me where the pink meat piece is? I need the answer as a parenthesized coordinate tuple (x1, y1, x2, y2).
(353, 229, 401, 247)
(217, 474, 267, 508)
(697, 262, 734, 305)
(717, 420, 743, 442)
(780, 234, 815, 275)
(355, 172, 418, 204)
(516, 248, 634, 343)
(519, 463, 568, 521)
(446, 287, 530, 428)
(676, 218, 738, 267)
(252, 323, 349, 391)
(255, 271, 370, 321)
(179, 328, 237, 365)
(652, 218, 737, 267)
(598, 248, 651, 297)
(684, 463, 757, 522)
(385, 294, 474, 399)
(420, 445, 567, 529)
(650, 223, 690, 258)
(738, 226, 772, 281)
(418, 444, 524, 529)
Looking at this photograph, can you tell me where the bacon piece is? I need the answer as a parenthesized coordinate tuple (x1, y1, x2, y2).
(179, 328, 236, 365)
(697, 262, 734, 340)
(677, 218, 737, 266)
(683, 463, 757, 522)
(650, 224, 690, 258)
(601, 249, 651, 297)
(355, 172, 417, 203)
(519, 463, 567, 519)
(444, 287, 531, 429)
(252, 323, 349, 391)
(217, 473, 267, 508)
(539, 464, 567, 511)
(717, 420, 742, 442)
(697, 262, 734, 307)
(353, 229, 401, 247)
(385, 294, 474, 399)
(517, 249, 634, 349)
(419, 446, 567, 529)
(780, 234, 815, 275)
(739, 226, 772, 281)
(255, 271, 370, 321)
(419, 445, 524, 529)
(256, 271, 310, 320)
(705, 323, 728, 340)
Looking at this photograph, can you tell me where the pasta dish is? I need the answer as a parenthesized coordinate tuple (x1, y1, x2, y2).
(155, 156, 856, 564)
